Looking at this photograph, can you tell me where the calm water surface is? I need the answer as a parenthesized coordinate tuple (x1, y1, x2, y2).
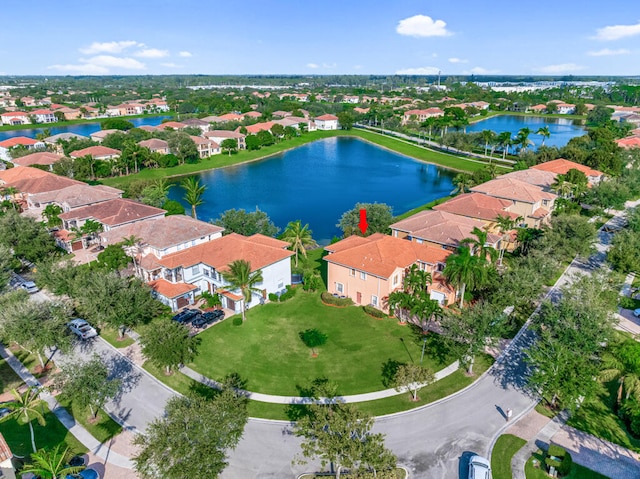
(169, 137, 456, 244)
(0, 116, 171, 142)
(467, 115, 586, 149)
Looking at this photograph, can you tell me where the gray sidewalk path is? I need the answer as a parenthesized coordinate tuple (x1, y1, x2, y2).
(0, 345, 134, 469)
(180, 360, 460, 404)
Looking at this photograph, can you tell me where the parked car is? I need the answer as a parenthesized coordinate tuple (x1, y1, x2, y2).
(172, 308, 200, 324)
(0, 402, 13, 419)
(602, 224, 621, 233)
(633, 309, 640, 318)
(19, 280, 39, 294)
(67, 468, 100, 479)
(468, 455, 491, 479)
(68, 318, 98, 340)
(192, 309, 225, 328)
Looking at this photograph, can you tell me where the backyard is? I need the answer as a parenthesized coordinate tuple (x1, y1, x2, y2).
(188, 291, 458, 396)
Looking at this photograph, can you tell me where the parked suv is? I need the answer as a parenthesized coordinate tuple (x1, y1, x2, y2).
(19, 280, 39, 294)
(172, 308, 201, 324)
(192, 309, 225, 329)
(68, 318, 98, 340)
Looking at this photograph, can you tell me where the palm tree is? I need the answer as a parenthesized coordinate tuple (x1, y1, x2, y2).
(515, 127, 533, 154)
(422, 117, 437, 139)
(600, 339, 640, 408)
(280, 220, 317, 267)
(21, 445, 84, 479)
(494, 214, 520, 266)
(480, 130, 496, 157)
(536, 126, 551, 147)
(550, 174, 574, 198)
(461, 226, 498, 263)
(442, 246, 488, 308)
(222, 259, 264, 322)
(497, 131, 512, 159)
(181, 176, 206, 220)
(451, 173, 473, 195)
(122, 235, 143, 276)
(6, 386, 46, 453)
(1, 186, 19, 211)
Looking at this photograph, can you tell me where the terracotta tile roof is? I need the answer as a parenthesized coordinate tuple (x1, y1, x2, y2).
(137, 125, 158, 132)
(11, 152, 63, 167)
(70, 146, 121, 159)
(530, 207, 551, 219)
(499, 169, 557, 188)
(244, 121, 276, 134)
(138, 138, 168, 150)
(90, 129, 118, 139)
(31, 108, 54, 115)
(0, 136, 40, 148)
(0, 111, 28, 116)
(149, 279, 197, 298)
(101, 215, 224, 250)
(532, 158, 603, 178)
(217, 113, 244, 121)
(52, 229, 77, 242)
(205, 130, 245, 139)
(433, 192, 520, 222)
(315, 114, 339, 121)
(159, 121, 186, 130)
(156, 232, 294, 271)
(43, 132, 88, 143)
(324, 235, 371, 253)
(471, 177, 556, 204)
(247, 233, 290, 249)
(0, 167, 83, 194)
(181, 118, 210, 127)
(59, 198, 165, 227)
(218, 289, 243, 301)
(0, 432, 13, 463)
(243, 111, 262, 118)
(390, 210, 501, 248)
(324, 233, 451, 279)
(272, 110, 291, 118)
(617, 136, 640, 149)
(30, 183, 122, 209)
(139, 253, 162, 271)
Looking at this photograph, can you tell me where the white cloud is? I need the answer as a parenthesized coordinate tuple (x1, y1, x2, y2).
(47, 63, 109, 75)
(396, 14, 452, 38)
(82, 55, 146, 70)
(448, 57, 467, 64)
(533, 63, 585, 74)
(593, 21, 640, 41)
(79, 40, 140, 54)
(463, 66, 499, 75)
(587, 48, 630, 56)
(322, 62, 337, 69)
(161, 62, 181, 68)
(178, 51, 193, 57)
(135, 48, 169, 58)
(307, 63, 319, 69)
(395, 66, 440, 75)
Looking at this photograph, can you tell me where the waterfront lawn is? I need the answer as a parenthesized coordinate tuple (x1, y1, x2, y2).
(189, 292, 457, 396)
(0, 402, 87, 457)
(491, 434, 526, 479)
(567, 380, 640, 452)
(56, 395, 122, 443)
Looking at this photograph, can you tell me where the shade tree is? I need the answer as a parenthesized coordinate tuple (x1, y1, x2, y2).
(337, 202, 393, 237)
(140, 320, 201, 374)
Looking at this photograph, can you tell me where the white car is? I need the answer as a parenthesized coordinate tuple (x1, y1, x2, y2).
(468, 455, 491, 479)
(19, 281, 39, 294)
(68, 318, 98, 340)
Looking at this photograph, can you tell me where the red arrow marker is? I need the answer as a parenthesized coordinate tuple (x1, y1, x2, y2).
(358, 209, 368, 235)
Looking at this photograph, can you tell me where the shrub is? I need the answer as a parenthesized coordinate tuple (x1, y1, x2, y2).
(363, 305, 386, 318)
(268, 293, 279, 302)
(545, 445, 572, 476)
(278, 285, 298, 302)
(302, 273, 322, 292)
(321, 292, 354, 307)
(619, 296, 640, 310)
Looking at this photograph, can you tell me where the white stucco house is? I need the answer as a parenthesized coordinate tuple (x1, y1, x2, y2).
(315, 114, 339, 130)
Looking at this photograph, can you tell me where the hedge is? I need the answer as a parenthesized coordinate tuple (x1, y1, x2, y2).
(363, 305, 387, 318)
(321, 292, 354, 307)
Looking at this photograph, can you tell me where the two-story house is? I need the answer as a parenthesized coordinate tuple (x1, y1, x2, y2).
(314, 114, 339, 130)
(138, 138, 170, 155)
(0, 137, 46, 161)
(205, 130, 246, 150)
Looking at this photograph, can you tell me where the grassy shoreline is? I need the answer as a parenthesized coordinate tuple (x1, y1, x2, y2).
(0, 112, 174, 133)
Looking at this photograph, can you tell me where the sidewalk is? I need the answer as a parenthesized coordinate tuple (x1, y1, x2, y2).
(0, 345, 134, 470)
(179, 360, 460, 404)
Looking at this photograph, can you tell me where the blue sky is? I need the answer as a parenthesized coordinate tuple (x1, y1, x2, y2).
(2, 0, 639, 76)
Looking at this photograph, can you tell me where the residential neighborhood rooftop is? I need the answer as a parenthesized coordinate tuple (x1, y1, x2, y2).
(432, 192, 521, 222)
(10, 151, 63, 167)
(58, 198, 166, 226)
(471, 177, 557, 204)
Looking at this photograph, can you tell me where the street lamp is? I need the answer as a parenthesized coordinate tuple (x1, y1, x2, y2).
(420, 336, 428, 365)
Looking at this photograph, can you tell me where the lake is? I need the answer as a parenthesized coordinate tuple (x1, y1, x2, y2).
(466, 115, 586, 149)
(0, 116, 172, 142)
(168, 137, 456, 244)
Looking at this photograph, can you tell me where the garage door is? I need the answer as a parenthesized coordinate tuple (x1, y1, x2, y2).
(176, 296, 190, 309)
(430, 291, 446, 305)
(71, 240, 84, 251)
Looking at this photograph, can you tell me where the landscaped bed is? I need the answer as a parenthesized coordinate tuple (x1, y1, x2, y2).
(189, 292, 457, 396)
(491, 434, 526, 479)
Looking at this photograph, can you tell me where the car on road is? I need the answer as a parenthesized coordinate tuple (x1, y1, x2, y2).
(172, 308, 201, 324)
(19, 280, 39, 294)
(68, 318, 98, 340)
(633, 309, 640, 318)
(192, 309, 225, 328)
(67, 468, 100, 479)
(468, 455, 491, 479)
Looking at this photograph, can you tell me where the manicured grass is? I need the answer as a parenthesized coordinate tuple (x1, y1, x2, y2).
(0, 358, 23, 393)
(491, 434, 526, 479)
(142, 361, 199, 396)
(567, 380, 640, 452)
(0, 112, 174, 132)
(534, 402, 558, 419)
(525, 450, 608, 479)
(189, 292, 457, 396)
(98, 327, 135, 349)
(56, 395, 122, 443)
(0, 402, 87, 458)
(393, 195, 453, 222)
(9, 346, 53, 378)
(101, 129, 487, 190)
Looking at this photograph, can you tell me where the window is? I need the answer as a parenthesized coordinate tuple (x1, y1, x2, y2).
(350, 268, 356, 277)
(393, 274, 399, 286)
(371, 295, 378, 307)
(416, 238, 423, 244)
(191, 265, 200, 275)
(277, 280, 284, 289)
(360, 271, 366, 280)
(204, 269, 210, 277)
(336, 282, 344, 294)
(436, 263, 445, 272)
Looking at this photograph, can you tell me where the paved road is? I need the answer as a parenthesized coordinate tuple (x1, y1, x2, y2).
(51, 338, 176, 432)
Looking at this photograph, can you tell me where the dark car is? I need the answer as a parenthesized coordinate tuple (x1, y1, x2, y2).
(172, 309, 200, 324)
(192, 309, 225, 328)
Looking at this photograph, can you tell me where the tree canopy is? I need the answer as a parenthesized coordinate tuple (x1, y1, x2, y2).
(140, 320, 201, 374)
(214, 207, 279, 237)
(337, 202, 393, 237)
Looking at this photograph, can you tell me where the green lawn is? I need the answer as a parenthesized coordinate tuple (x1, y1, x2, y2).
(55, 395, 122, 443)
(0, 402, 87, 458)
(567, 380, 640, 452)
(491, 434, 527, 479)
(525, 450, 608, 479)
(534, 402, 558, 419)
(98, 327, 135, 349)
(0, 112, 174, 132)
(0, 358, 23, 393)
(188, 292, 457, 396)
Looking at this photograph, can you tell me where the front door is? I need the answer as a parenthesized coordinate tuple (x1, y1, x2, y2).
(356, 292, 362, 304)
